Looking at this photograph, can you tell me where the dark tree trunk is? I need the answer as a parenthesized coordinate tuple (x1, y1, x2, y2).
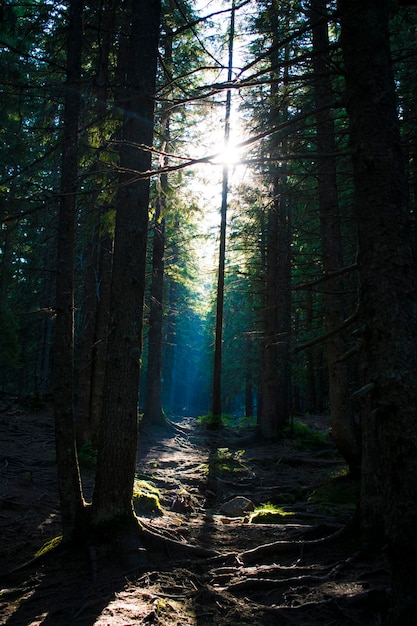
(244, 335, 253, 418)
(259, 177, 291, 438)
(211, 1, 235, 423)
(89, 231, 112, 444)
(258, 8, 291, 438)
(144, 205, 166, 426)
(92, 0, 161, 526)
(143, 30, 172, 428)
(75, 0, 117, 446)
(162, 272, 178, 414)
(339, 1, 417, 622)
(311, 0, 361, 468)
(54, 0, 85, 541)
(35, 243, 55, 397)
(76, 231, 99, 446)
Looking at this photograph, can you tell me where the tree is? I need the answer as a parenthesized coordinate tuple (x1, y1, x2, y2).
(257, 1, 292, 438)
(310, 0, 361, 469)
(143, 21, 171, 429)
(211, 0, 236, 423)
(53, 0, 85, 541)
(92, 0, 162, 527)
(339, 1, 417, 623)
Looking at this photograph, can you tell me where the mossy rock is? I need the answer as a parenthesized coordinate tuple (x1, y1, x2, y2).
(249, 510, 292, 524)
(133, 479, 163, 516)
(134, 492, 163, 515)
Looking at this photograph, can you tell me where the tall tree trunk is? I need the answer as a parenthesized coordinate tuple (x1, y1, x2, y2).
(144, 199, 166, 426)
(89, 231, 112, 444)
(54, 0, 85, 541)
(143, 29, 172, 428)
(75, 0, 116, 445)
(92, 0, 161, 526)
(244, 335, 253, 417)
(162, 271, 178, 414)
(339, 1, 417, 623)
(76, 231, 99, 446)
(211, 0, 235, 423)
(258, 5, 291, 438)
(310, 0, 361, 468)
(35, 244, 55, 397)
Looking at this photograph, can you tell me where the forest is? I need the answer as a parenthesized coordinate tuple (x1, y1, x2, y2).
(1, 0, 417, 624)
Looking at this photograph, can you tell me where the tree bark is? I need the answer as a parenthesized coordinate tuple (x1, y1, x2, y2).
(310, 0, 361, 468)
(143, 30, 172, 428)
(54, 0, 85, 541)
(258, 4, 291, 438)
(92, 0, 161, 525)
(339, 1, 417, 622)
(211, 1, 235, 423)
(144, 201, 166, 426)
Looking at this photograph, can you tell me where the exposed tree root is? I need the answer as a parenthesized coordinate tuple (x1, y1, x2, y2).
(139, 522, 219, 560)
(239, 513, 359, 565)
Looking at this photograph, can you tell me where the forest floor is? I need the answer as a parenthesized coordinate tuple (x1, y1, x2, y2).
(0, 406, 390, 625)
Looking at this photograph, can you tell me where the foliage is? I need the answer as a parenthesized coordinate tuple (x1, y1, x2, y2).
(283, 419, 330, 450)
(209, 447, 248, 474)
(197, 412, 256, 428)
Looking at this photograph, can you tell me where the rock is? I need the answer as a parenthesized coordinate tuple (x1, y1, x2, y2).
(220, 496, 255, 517)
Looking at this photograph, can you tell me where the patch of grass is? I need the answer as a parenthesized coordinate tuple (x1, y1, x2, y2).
(34, 535, 62, 558)
(249, 502, 295, 524)
(133, 479, 163, 515)
(284, 419, 329, 450)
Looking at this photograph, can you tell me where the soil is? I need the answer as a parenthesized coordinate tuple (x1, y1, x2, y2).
(0, 407, 389, 625)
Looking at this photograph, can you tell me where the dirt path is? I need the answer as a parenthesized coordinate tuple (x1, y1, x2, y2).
(0, 409, 389, 625)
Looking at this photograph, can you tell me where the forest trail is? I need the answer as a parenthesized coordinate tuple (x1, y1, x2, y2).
(0, 409, 389, 625)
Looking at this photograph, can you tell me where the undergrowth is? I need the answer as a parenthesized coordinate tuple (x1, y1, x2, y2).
(308, 466, 359, 521)
(284, 419, 330, 450)
(209, 447, 249, 473)
(197, 413, 257, 428)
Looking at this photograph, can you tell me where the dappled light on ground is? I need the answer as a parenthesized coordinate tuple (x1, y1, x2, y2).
(0, 410, 389, 625)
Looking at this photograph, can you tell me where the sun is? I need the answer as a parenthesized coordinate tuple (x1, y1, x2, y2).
(213, 140, 241, 167)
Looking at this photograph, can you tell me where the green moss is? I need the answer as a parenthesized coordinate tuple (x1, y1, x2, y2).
(34, 535, 62, 558)
(133, 479, 163, 515)
(249, 502, 295, 524)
